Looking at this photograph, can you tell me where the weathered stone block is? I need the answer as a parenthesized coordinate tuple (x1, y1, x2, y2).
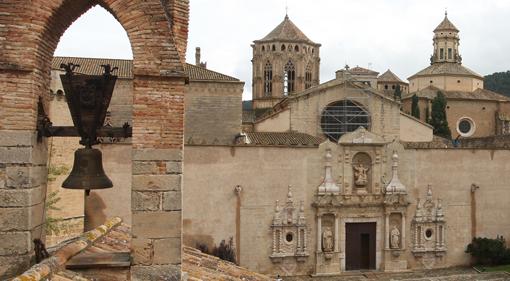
(6, 165, 47, 189)
(132, 175, 181, 191)
(131, 238, 153, 266)
(153, 237, 181, 265)
(0, 147, 31, 164)
(0, 186, 45, 207)
(165, 161, 182, 174)
(133, 162, 159, 175)
(130, 265, 180, 281)
(0, 130, 36, 147)
(0, 231, 31, 255)
(132, 211, 181, 239)
(162, 191, 181, 211)
(132, 191, 160, 211)
(0, 203, 44, 231)
(133, 148, 182, 161)
(0, 254, 31, 280)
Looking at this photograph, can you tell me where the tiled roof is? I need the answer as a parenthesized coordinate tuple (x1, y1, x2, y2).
(402, 85, 510, 101)
(52, 56, 240, 82)
(183, 63, 239, 82)
(409, 62, 482, 79)
(183, 247, 272, 281)
(378, 69, 406, 83)
(257, 15, 317, 44)
(349, 66, 379, 76)
(52, 56, 133, 79)
(241, 132, 322, 146)
(434, 14, 459, 32)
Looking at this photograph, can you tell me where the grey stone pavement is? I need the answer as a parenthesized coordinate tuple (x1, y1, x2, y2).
(282, 268, 510, 281)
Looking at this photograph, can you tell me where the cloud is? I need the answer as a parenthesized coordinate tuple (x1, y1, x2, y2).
(55, 1, 510, 100)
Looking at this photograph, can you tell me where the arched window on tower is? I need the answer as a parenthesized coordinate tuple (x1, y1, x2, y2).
(305, 63, 312, 89)
(283, 60, 295, 95)
(264, 61, 273, 96)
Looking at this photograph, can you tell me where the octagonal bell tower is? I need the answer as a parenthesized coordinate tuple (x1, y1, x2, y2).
(252, 15, 321, 110)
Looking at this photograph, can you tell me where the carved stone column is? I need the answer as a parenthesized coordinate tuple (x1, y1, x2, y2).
(317, 215, 322, 252)
(334, 214, 339, 252)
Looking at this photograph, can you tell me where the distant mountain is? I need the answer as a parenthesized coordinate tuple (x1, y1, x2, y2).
(484, 71, 510, 97)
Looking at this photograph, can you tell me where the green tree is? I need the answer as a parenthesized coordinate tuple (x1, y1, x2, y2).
(429, 91, 451, 139)
(425, 105, 430, 124)
(411, 94, 420, 119)
(393, 84, 402, 101)
(484, 71, 510, 97)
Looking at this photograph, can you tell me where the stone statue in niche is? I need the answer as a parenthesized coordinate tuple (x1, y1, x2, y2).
(353, 163, 369, 186)
(390, 225, 400, 249)
(322, 227, 334, 252)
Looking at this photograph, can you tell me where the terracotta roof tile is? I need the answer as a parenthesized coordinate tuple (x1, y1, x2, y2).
(241, 132, 322, 146)
(434, 14, 459, 32)
(256, 15, 317, 45)
(52, 57, 240, 82)
(409, 62, 482, 79)
(349, 66, 379, 76)
(403, 85, 510, 101)
(378, 69, 405, 83)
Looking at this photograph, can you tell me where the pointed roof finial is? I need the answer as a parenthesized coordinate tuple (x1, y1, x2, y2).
(285, 1, 289, 19)
(445, 8, 448, 17)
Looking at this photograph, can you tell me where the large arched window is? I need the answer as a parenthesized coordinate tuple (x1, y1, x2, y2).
(283, 60, 295, 95)
(305, 63, 312, 89)
(320, 100, 370, 142)
(264, 61, 273, 96)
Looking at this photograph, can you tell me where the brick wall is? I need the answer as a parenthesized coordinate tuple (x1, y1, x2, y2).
(0, 0, 189, 279)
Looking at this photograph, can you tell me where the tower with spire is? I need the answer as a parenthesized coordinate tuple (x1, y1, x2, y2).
(251, 14, 321, 110)
(430, 11, 461, 64)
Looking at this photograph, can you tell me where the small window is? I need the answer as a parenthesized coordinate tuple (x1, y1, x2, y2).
(448, 48, 452, 59)
(439, 48, 444, 60)
(294, 45, 299, 52)
(261, 46, 265, 51)
(281, 44, 286, 51)
(457, 80, 461, 83)
(425, 229, 433, 240)
(384, 85, 388, 90)
(312, 48, 315, 54)
(285, 232, 293, 243)
(457, 117, 476, 137)
(430, 80, 433, 84)
(392, 85, 395, 90)
(272, 44, 276, 51)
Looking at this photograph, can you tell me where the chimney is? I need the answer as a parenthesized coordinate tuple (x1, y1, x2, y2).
(195, 47, 207, 68)
(195, 47, 201, 66)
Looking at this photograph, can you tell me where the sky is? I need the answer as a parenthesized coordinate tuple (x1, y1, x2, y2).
(54, 0, 510, 100)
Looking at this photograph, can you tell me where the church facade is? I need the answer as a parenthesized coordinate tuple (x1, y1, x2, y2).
(43, 12, 510, 278)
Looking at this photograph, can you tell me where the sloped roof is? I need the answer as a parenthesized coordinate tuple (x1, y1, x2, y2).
(256, 15, 317, 44)
(241, 132, 322, 146)
(378, 69, 406, 83)
(183, 247, 272, 281)
(402, 85, 510, 101)
(408, 62, 482, 80)
(183, 63, 240, 82)
(52, 56, 133, 79)
(349, 66, 379, 76)
(52, 56, 240, 82)
(434, 14, 459, 32)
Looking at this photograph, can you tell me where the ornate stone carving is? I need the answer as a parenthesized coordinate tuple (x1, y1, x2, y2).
(353, 163, 369, 186)
(318, 148, 340, 194)
(385, 151, 406, 194)
(411, 185, 446, 260)
(321, 227, 334, 252)
(270, 185, 309, 263)
(390, 225, 400, 249)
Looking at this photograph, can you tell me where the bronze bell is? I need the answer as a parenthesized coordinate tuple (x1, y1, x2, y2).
(62, 148, 113, 190)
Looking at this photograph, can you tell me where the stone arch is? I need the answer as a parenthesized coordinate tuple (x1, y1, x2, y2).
(0, 0, 187, 278)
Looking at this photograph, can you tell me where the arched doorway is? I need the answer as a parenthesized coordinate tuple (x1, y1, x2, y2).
(0, 0, 188, 279)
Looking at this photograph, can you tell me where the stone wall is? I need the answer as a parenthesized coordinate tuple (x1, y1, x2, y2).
(182, 144, 510, 275)
(185, 81, 244, 145)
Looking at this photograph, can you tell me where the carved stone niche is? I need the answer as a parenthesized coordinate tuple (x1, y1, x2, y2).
(270, 186, 309, 263)
(352, 152, 371, 194)
(314, 213, 341, 276)
(411, 185, 446, 269)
